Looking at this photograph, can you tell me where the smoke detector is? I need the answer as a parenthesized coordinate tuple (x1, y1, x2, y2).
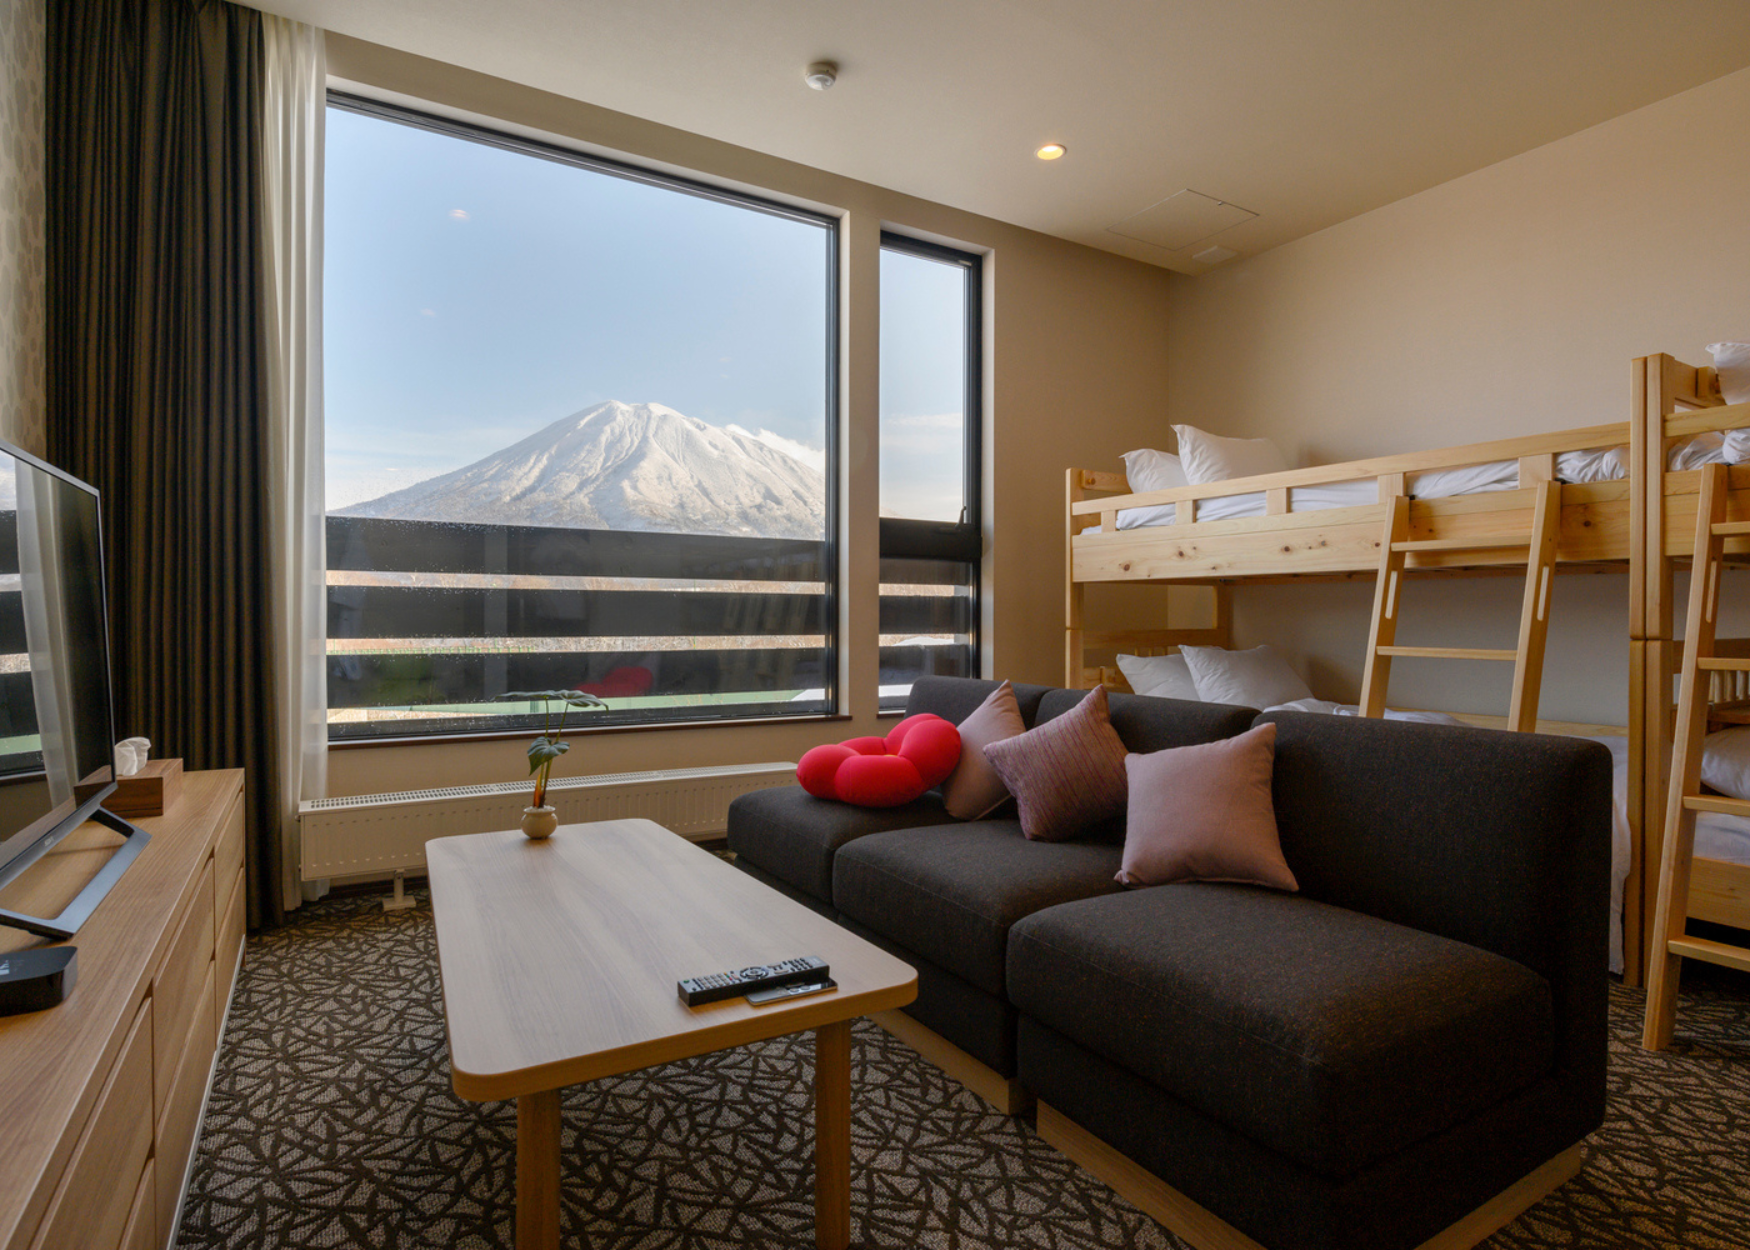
(804, 61, 838, 91)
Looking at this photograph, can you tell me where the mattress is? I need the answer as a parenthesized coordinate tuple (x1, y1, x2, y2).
(1101, 435, 1736, 532)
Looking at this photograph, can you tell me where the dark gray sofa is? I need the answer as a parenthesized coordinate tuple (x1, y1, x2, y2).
(729, 676, 1256, 1078)
(726, 678, 1611, 1250)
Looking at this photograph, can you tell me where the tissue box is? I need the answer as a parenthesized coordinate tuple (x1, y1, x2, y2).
(73, 758, 184, 817)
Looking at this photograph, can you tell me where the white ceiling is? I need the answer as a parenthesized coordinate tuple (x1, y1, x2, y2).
(258, 0, 1750, 274)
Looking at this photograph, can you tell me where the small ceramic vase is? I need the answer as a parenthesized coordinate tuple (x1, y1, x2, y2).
(521, 805, 559, 840)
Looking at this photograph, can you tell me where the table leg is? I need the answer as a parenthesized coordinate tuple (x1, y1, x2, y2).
(517, 1089, 562, 1250)
(815, 1020, 852, 1250)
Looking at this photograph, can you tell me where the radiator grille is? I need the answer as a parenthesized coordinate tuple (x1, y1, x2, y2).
(299, 762, 795, 881)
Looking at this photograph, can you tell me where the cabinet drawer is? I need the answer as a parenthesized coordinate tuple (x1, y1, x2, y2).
(156, 959, 216, 1250)
(153, 859, 215, 1119)
(32, 998, 154, 1250)
(214, 788, 244, 905)
(215, 863, 246, 1031)
(118, 1159, 154, 1250)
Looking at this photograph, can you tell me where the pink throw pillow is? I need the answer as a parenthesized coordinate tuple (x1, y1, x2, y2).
(983, 685, 1128, 841)
(941, 681, 1028, 819)
(1116, 723, 1297, 891)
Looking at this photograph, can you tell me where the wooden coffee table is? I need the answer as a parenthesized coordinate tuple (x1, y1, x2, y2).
(425, 817, 918, 1250)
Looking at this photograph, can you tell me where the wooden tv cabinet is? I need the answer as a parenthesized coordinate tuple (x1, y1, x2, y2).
(0, 769, 246, 1250)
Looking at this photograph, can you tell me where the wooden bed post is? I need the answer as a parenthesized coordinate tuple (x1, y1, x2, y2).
(1645, 464, 1732, 1049)
(1211, 584, 1232, 650)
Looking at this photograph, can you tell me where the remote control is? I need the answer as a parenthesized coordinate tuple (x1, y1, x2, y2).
(678, 956, 828, 1006)
(747, 977, 836, 1006)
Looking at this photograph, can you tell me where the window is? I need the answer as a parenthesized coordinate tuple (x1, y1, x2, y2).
(323, 97, 837, 740)
(878, 236, 982, 709)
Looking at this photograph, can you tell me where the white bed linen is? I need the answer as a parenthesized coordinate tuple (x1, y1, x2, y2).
(1264, 697, 1465, 725)
(1103, 434, 1735, 533)
(1695, 810, 1750, 869)
(1574, 735, 1633, 976)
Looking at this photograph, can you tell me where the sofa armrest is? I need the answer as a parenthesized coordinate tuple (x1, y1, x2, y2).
(1256, 712, 1610, 1095)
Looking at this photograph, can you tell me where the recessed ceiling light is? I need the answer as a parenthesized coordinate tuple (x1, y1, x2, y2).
(804, 61, 838, 91)
(1036, 143, 1067, 161)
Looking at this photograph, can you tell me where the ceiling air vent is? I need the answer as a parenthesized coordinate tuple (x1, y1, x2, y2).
(1107, 189, 1257, 252)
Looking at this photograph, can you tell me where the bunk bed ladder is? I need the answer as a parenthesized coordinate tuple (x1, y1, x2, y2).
(1643, 462, 1750, 1049)
(1358, 479, 1561, 732)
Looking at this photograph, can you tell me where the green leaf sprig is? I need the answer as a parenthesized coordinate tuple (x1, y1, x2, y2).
(496, 689, 609, 807)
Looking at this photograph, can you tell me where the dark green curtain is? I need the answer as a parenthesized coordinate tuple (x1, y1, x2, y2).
(46, 0, 285, 927)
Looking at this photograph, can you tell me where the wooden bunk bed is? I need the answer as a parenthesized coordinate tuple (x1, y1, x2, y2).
(1065, 417, 1647, 972)
(1636, 352, 1750, 985)
(1066, 421, 1642, 676)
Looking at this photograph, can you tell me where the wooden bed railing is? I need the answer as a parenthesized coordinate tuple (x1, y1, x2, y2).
(1067, 421, 1631, 533)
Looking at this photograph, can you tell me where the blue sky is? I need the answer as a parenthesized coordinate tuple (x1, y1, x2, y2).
(325, 107, 969, 521)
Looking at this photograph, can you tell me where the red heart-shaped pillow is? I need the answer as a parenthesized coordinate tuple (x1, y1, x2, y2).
(797, 715, 963, 807)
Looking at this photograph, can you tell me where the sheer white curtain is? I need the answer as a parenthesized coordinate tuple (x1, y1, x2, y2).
(260, 15, 327, 912)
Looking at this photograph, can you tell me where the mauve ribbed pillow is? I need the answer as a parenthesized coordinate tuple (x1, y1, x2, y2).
(983, 685, 1128, 841)
(1116, 722, 1297, 891)
(941, 680, 1027, 819)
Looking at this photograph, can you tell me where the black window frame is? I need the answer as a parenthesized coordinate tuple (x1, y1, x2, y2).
(877, 233, 983, 705)
(322, 92, 841, 744)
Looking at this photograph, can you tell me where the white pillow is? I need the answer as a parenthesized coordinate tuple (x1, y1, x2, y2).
(1116, 652, 1200, 701)
(1701, 726, 1750, 799)
(1179, 644, 1313, 709)
(1171, 424, 1288, 484)
(1708, 342, 1750, 405)
(1121, 448, 1189, 493)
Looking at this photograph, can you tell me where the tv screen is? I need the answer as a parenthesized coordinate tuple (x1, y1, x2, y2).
(0, 443, 119, 892)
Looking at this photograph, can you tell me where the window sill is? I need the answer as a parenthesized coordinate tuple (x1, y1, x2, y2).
(326, 711, 853, 750)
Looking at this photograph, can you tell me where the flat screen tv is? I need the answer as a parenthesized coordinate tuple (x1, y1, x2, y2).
(0, 440, 146, 940)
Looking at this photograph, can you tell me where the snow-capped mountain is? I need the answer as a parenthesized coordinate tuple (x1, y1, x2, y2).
(336, 401, 825, 539)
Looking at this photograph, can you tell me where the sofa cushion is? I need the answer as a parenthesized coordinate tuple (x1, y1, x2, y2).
(833, 821, 1124, 997)
(907, 675, 1054, 728)
(1036, 686, 1258, 752)
(725, 785, 956, 905)
(1008, 885, 1556, 1178)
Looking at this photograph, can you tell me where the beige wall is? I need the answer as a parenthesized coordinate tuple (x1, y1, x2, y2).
(1165, 66, 1750, 727)
(323, 35, 1175, 795)
(0, 0, 45, 457)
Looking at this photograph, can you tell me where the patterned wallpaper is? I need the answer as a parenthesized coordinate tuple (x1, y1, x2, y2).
(0, 0, 46, 457)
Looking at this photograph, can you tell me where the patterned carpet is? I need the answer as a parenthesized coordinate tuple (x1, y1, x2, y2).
(176, 890, 1750, 1250)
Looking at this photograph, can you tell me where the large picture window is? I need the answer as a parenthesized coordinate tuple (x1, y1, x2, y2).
(323, 98, 837, 740)
(878, 235, 982, 708)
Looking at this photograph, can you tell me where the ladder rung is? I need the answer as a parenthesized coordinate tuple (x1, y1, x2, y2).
(1374, 646, 1517, 661)
(1711, 520, 1750, 536)
(1697, 657, 1750, 672)
(1390, 536, 1532, 553)
(1682, 794, 1750, 817)
(1666, 935, 1750, 975)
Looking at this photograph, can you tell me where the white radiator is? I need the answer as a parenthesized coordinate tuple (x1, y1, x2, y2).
(299, 762, 796, 881)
